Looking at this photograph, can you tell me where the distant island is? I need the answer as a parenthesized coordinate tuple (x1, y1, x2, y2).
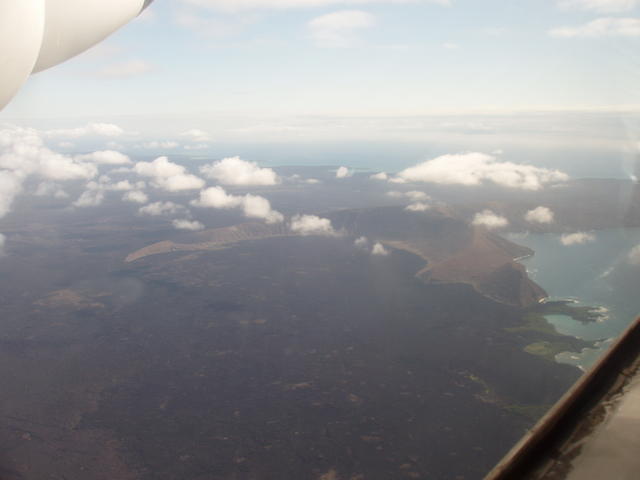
(126, 206, 547, 308)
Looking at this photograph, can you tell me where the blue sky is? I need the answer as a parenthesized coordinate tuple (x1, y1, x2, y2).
(1, 0, 639, 150)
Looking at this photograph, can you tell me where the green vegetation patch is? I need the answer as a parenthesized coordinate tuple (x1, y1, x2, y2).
(532, 300, 604, 324)
(505, 312, 559, 336)
(523, 339, 586, 362)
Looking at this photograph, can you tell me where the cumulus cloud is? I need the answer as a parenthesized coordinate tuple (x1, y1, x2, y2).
(76, 150, 131, 165)
(180, 129, 212, 142)
(309, 10, 376, 47)
(123, 190, 149, 204)
(394, 152, 568, 190)
(34, 182, 69, 199)
(405, 202, 430, 212)
(45, 122, 124, 138)
(0, 131, 97, 181)
(243, 194, 285, 223)
(183, 0, 451, 12)
(405, 190, 429, 200)
(290, 214, 335, 235)
(191, 186, 242, 209)
(387, 190, 431, 209)
(172, 219, 205, 231)
(354, 236, 369, 249)
(336, 166, 351, 178)
(371, 242, 389, 256)
(0, 126, 101, 218)
(97, 60, 153, 78)
(191, 186, 284, 223)
(560, 232, 596, 246)
(628, 244, 640, 265)
(370, 172, 388, 180)
(472, 210, 509, 229)
(139, 141, 180, 149)
(525, 206, 555, 224)
(386, 190, 405, 198)
(71, 176, 145, 208)
(73, 182, 105, 207)
(0, 171, 24, 218)
(134, 156, 205, 192)
(550, 17, 640, 37)
(139, 201, 184, 216)
(108, 180, 142, 191)
(200, 156, 280, 186)
(557, 0, 639, 13)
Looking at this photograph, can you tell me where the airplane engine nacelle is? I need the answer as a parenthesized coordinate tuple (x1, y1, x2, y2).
(0, 0, 153, 110)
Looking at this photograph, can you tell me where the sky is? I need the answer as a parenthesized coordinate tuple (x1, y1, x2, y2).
(2, 0, 640, 118)
(0, 0, 639, 162)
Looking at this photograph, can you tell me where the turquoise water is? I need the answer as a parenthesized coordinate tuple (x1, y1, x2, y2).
(508, 228, 640, 369)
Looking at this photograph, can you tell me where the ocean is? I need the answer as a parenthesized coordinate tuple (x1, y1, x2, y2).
(510, 228, 640, 369)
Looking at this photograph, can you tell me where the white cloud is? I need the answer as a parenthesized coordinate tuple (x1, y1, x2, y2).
(0, 171, 24, 218)
(76, 150, 131, 165)
(386, 190, 431, 208)
(371, 242, 389, 256)
(0, 132, 97, 181)
(180, 129, 212, 142)
(472, 210, 509, 229)
(405, 190, 429, 200)
(309, 10, 376, 47)
(560, 232, 596, 246)
(557, 0, 639, 13)
(109, 166, 134, 174)
(97, 60, 153, 78)
(139, 141, 180, 149)
(628, 244, 640, 265)
(243, 194, 285, 223)
(108, 180, 140, 191)
(405, 202, 430, 212)
(134, 156, 205, 192)
(306, 178, 321, 184)
(139, 201, 184, 216)
(525, 206, 555, 224)
(34, 182, 69, 199)
(182, 0, 451, 12)
(386, 190, 405, 198)
(550, 17, 640, 38)
(45, 123, 124, 138)
(191, 186, 284, 223)
(336, 166, 351, 178)
(0, 126, 101, 218)
(370, 172, 388, 180)
(172, 219, 205, 231)
(123, 190, 149, 204)
(290, 214, 335, 235)
(73, 182, 105, 207)
(354, 236, 369, 249)
(200, 156, 280, 186)
(192, 186, 243, 209)
(394, 152, 568, 190)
